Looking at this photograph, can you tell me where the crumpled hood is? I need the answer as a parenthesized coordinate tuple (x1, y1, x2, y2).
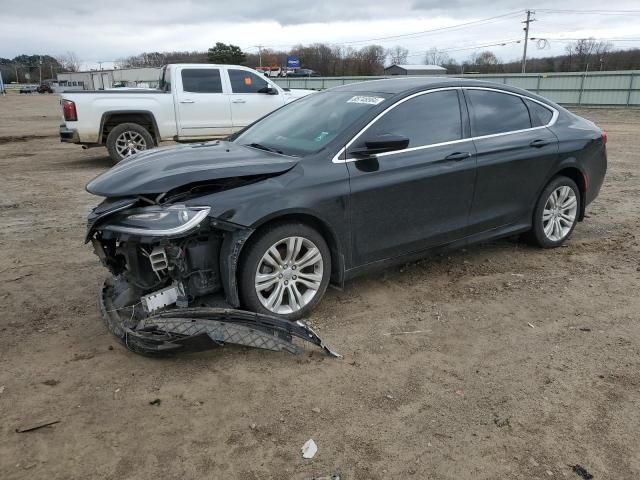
(86, 141, 298, 197)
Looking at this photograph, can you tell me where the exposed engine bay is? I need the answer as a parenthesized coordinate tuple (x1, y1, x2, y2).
(94, 232, 224, 313)
(88, 192, 338, 357)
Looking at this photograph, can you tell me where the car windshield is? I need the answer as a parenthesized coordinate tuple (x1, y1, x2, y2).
(233, 91, 390, 157)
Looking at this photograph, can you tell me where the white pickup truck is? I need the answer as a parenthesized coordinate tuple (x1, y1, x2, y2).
(59, 64, 314, 162)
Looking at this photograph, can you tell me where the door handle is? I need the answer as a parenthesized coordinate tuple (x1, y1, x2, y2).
(180, 99, 194, 104)
(530, 139, 551, 148)
(444, 151, 472, 161)
(232, 99, 246, 104)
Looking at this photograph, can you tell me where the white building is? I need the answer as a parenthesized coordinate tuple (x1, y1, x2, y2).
(383, 64, 447, 76)
(56, 67, 161, 90)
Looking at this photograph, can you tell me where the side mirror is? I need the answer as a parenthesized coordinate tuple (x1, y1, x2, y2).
(258, 86, 278, 95)
(350, 134, 410, 157)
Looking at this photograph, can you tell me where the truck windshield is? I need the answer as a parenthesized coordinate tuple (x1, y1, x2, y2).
(233, 91, 390, 157)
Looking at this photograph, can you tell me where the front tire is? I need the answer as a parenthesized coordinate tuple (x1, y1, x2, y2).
(527, 176, 581, 248)
(239, 223, 331, 320)
(105, 123, 154, 163)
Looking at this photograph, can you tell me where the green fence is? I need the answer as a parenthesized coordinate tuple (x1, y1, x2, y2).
(274, 71, 640, 106)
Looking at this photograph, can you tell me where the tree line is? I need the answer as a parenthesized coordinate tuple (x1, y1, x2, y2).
(114, 39, 640, 75)
(0, 52, 81, 83)
(1, 38, 638, 83)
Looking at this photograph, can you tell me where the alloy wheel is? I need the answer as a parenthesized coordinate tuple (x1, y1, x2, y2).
(542, 185, 578, 242)
(254, 236, 324, 315)
(115, 131, 147, 157)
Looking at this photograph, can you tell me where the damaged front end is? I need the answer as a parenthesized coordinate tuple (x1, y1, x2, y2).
(88, 199, 338, 357)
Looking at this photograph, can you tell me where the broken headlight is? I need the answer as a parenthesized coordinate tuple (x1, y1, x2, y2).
(101, 205, 210, 236)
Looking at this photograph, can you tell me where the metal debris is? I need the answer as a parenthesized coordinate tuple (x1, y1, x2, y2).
(570, 464, 594, 479)
(383, 330, 431, 336)
(16, 419, 60, 433)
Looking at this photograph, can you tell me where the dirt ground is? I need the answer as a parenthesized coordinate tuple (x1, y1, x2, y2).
(0, 94, 639, 480)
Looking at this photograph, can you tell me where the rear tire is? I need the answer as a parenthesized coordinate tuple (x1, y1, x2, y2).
(238, 222, 331, 321)
(526, 176, 581, 248)
(105, 122, 154, 164)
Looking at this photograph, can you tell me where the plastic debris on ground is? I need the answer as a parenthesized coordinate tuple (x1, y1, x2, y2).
(302, 439, 318, 459)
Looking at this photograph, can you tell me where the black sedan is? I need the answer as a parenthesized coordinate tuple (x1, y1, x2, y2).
(86, 77, 607, 322)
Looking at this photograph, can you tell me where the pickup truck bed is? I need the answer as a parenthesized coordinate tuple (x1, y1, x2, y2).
(59, 64, 313, 163)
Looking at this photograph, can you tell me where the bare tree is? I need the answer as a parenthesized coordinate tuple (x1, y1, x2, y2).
(386, 45, 409, 65)
(424, 47, 451, 66)
(467, 50, 500, 73)
(57, 51, 81, 72)
(355, 45, 387, 75)
(565, 37, 613, 71)
(117, 52, 168, 69)
(470, 50, 499, 66)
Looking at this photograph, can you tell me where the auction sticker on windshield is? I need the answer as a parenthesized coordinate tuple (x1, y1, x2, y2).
(347, 96, 385, 105)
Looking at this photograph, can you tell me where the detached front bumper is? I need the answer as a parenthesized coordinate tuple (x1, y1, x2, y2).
(59, 124, 80, 143)
(99, 278, 340, 357)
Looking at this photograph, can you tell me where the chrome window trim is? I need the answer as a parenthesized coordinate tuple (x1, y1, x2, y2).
(332, 86, 559, 164)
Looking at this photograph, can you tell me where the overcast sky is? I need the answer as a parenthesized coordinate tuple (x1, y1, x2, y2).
(1, 0, 639, 69)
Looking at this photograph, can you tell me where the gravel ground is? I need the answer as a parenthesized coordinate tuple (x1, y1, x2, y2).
(0, 94, 639, 480)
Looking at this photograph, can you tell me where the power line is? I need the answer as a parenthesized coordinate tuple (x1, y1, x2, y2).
(405, 39, 522, 58)
(253, 10, 525, 50)
(543, 37, 640, 43)
(536, 9, 640, 16)
(332, 10, 524, 45)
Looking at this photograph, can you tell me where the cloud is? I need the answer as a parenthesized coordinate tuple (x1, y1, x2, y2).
(0, 0, 638, 65)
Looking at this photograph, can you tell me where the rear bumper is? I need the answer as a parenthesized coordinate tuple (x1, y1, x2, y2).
(59, 124, 80, 143)
(585, 147, 607, 207)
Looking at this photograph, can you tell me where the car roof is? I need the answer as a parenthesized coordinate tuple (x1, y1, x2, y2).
(330, 76, 521, 95)
(328, 76, 560, 108)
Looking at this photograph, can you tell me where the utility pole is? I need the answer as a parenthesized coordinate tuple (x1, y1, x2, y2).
(521, 10, 535, 73)
(253, 45, 264, 68)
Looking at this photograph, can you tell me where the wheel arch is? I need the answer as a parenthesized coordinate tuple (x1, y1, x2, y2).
(246, 212, 346, 286)
(99, 110, 159, 145)
(553, 165, 587, 221)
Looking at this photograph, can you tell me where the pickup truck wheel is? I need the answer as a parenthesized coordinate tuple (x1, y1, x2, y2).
(106, 123, 154, 163)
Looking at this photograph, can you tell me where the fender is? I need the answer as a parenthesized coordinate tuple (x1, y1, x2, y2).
(219, 226, 253, 308)
(98, 110, 162, 145)
(536, 155, 588, 221)
(217, 208, 347, 307)
(248, 207, 347, 287)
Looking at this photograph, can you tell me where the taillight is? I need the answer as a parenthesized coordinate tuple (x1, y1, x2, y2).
(62, 100, 77, 121)
(601, 130, 607, 145)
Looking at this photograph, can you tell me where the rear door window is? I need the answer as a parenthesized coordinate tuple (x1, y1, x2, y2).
(525, 99, 554, 126)
(466, 89, 532, 136)
(229, 69, 273, 94)
(181, 69, 223, 93)
(363, 90, 462, 148)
